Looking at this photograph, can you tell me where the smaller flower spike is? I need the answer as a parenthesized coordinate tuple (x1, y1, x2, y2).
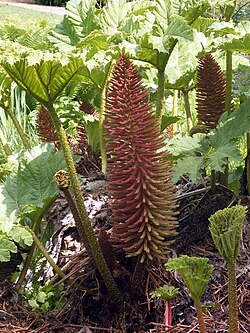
(196, 54, 227, 131)
(36, 104, 60, 148)
(105, 55, 178, 263)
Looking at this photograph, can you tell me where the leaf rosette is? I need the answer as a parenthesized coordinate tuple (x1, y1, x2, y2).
(209, 205, 247, 263)
(165, 255, 213, 302)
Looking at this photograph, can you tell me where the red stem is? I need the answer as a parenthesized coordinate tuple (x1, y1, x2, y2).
(164, 301, 172, 328)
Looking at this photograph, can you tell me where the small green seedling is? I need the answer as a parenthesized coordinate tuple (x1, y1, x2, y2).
(165, 255, 213, 333)
(150, 285, 179, 328)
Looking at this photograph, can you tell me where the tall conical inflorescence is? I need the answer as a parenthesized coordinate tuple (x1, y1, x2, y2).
(80, 99, 96, 115)
(105, 54, 178, 263)
(37, 104, 89, 158)
(36, 104, 60, 148)
(196, 54, 227, 131)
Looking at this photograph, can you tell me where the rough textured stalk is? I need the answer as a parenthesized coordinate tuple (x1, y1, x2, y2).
(99, 59, 114, 175)
(210, 170, 216, 194)
(156, 69, 165, 120)
(16, 241, 36, 290)
(225, 51, 233, 114)
(155, 40, 178, 121)
(48, 105, 122, 304)
(172, 90, 178, 136)
(54, 171, 91, 256)
(228, 260, 239, 333)
(30, 229, 95, 295)
(4, 106, 31, 150)
(0, 128, 12, 155)
(99, 86, 108, 174)
(221, 50, 233, 186)
(194, 299, 208, 333)
(16, 199, 54, 290)
(183, 90, 193, 133)
(30, 230, 66, 279)
(247, 133, 250, 194)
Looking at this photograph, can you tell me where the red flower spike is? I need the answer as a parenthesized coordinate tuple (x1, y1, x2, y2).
(105, 55, 178, 263)
(36, 104, 60, 149)
(196, 54, 228, 131)
(79, 99, 96, 115)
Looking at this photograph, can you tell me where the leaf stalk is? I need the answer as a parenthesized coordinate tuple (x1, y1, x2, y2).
(228, 260, 239, 333)
(3, 105, 31, 150)
(194, 299, 208, 333)
(48, 105, 122, 304)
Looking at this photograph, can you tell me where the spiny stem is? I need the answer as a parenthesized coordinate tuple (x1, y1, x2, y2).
(182, 90, 193, 133)
(228, 260, 239, 333)
(16, 198, 55, 290)
(54, 170, 91, 256)
(16, 241, 35, 291)
(156, 69, 165, 120)
(30, 229, 66, 279)
(225, 51, 233, 114)
(99, 86, 108, 175)
(210, 170, 216, 194)
(172, 89, 178, 136)
(30, 229, 95, 296)
(99, 59, 114, 175)
(48, 105, 122, 304)
(246, 133, 250, 194)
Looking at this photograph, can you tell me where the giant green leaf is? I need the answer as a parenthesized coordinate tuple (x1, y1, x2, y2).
(66, 0, 101, 36)
(192, 16, 217, 34)
(165, 30, 202, 88)
(207, 21, 238, 38)
(205, 21, 250, 53)
(209, 98, 250, 147)
(137, 12, 194, 69)
(154, 0, 210, 33)
(0, 42, 88, 105)
(163, 15, 194, 41)
(179, 0, 210, 23)
(49, 0, 101, 51)
(0, 144, 68, 233)
(208, 144, 241, 172)
(219, 34, 250, 53)
(0, 235, 17, 262)
(9, 226, 33, 246)
(166, 133, 207, 157)
(154, 0, 171, 35)
(84, 50, 116, 88)
(101, 0, 129, 35)
(49, 16, 80, 51)
(173, 155, 204, 183)
(77, 31, 109, 53)
(209, 205, 247, 262)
